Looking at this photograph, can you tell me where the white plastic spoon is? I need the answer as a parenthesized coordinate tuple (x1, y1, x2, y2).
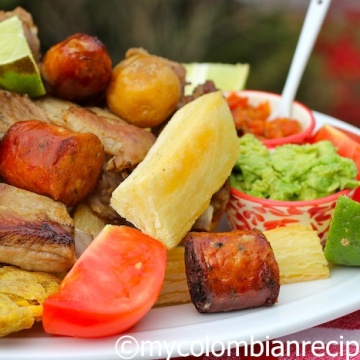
(269, 0, 332, 119)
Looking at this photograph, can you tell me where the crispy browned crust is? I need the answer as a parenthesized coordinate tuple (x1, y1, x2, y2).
(0, 120, 105, 206)
(0, 90, 49, 135)
(0, 90, 155, 174)
(184, 229, 280, 313)
(0, 183, 75, 272)
(35, 96, 156, 172)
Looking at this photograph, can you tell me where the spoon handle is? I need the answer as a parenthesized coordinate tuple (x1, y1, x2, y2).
(271, 0, 331, 119)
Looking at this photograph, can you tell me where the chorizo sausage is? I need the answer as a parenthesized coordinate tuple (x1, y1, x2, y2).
(184, 229, 280, 313)
(0, 120, 104, 206)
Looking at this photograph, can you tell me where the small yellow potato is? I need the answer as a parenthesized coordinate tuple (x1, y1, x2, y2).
(106, 51, 182, 128)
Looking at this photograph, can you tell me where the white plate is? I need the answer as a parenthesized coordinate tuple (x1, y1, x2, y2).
(1, 112, 360, 360)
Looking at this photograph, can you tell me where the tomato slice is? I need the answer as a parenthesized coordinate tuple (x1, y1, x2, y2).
(42, 225, 167, 338)
(333, 126, 360, 144)
(311, 124, 360, 177)
(311, 124, 360, 202)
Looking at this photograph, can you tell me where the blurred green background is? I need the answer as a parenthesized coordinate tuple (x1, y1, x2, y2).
(1, 0, 359, 126)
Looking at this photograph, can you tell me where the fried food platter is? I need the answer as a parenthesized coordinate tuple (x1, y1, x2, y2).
(1, 112, 360, 360)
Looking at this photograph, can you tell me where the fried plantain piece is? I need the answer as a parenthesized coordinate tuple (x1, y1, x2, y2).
(0, 266, 60, 337)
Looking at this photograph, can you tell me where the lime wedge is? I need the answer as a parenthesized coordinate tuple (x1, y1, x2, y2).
(183, 62, 249, 95)
(0, 16, 45, 97)
(324, 196, 360, 266)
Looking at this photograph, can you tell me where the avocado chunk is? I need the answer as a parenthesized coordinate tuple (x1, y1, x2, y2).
(324, 195, 360, 266)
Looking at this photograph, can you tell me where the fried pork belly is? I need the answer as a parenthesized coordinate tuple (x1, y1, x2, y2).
(0, 183, 75, 273)
(86, 157, 130, 222)
(0, 90, 49, 136)
(0, 266, 60, 337)
(184, 229, 280, 313)
(35, 96, 156, 172)
(0, 7, 41, 62)
(180, 80, 218, 107)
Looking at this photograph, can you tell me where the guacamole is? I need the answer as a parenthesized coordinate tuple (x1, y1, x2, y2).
(230, 134, 360, 201)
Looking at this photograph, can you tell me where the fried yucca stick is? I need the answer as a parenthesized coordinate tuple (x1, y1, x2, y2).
(111, 91, 240, 249)
(155, 246, 190, 306)
(73, 201, 106, 238)
(264, 225, 330, 284)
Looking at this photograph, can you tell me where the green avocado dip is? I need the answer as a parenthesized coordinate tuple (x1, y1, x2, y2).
(230, 134, 360, 201)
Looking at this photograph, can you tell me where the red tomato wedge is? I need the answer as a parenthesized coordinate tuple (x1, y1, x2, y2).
(42, 225, 167, 338)
(311, 124, 360, 178)
(311, 124, 360, 201)
(334, 126, 360, 144)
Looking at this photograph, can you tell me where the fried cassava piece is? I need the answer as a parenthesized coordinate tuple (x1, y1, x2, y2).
(265, 225, 329, 283)
(0, 266, 60, 337)
(111, 91, 240, 249)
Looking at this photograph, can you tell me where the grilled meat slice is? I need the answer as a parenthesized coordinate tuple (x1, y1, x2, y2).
(210, 178, 231, 228)
(179, 80, 218, 107)
(0, 183, 75, 272)
(184, 229, 280, 313)
(0, 91, 155, 173)
(87, 157, 130, 222)
(35, 96, 156, 172)
(0, 90, 49, 136)
(90, 107, 156, 171)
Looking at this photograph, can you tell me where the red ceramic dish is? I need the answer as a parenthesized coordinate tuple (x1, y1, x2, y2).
(226, 187, 353, 242)
(226, 90, 316, 148)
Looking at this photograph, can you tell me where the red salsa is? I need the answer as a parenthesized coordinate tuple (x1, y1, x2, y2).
(226, 92, 302, 140)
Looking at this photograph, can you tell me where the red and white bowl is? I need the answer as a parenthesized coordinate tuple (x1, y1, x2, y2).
(226, 187, 354, 242)
(228, 90, 316, 148)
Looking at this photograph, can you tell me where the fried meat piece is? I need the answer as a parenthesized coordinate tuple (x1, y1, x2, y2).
(0, 90, 49, 136)
(0, 120, 105, 207)
(179, 80, 218, 107)
(210, 178, 231, 229)
(0, 90, 155, 173)
(0, 266, 60, 337)
(86, 158, 130, 222)
(184, 229, 280, 313)
(89, 106, 156, 171)
(0, 183, 75, 273)
(35, 96, 156, 172)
